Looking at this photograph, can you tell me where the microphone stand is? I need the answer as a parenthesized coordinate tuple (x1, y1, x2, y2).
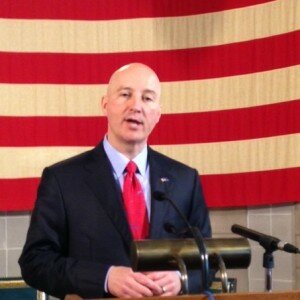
(153, 192, 210, 292)
(259, 236, 276, 292)
(231, 224, 300, 292)
(264, 251, 273, 292)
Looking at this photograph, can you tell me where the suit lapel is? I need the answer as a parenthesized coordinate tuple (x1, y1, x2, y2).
(82, 144, 175, 243)
(148, 148, 175, 238)
(84, 143, 132, 250)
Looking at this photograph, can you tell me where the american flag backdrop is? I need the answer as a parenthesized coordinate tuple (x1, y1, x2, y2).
(0, 0, 299, 211)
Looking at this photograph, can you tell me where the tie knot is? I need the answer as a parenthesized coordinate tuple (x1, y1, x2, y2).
(125, 161, 137, 174)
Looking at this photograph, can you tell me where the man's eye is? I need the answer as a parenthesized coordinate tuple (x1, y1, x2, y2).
(121, 93, 130, 98)
(143, 96, 153, 102)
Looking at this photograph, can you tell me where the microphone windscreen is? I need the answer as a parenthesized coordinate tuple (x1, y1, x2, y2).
(164, 222, 176, 234)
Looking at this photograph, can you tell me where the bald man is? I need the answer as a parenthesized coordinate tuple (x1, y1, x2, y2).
(19, 63, 212, 299)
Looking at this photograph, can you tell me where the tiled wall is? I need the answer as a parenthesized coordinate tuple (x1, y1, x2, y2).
(211, 204, 298, 292)
(0, 212, 30, 278)
(247, 205, 295, 291)
(1, 205, 299, 296)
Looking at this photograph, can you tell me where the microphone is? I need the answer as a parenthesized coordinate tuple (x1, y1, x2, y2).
(153, 191, 210, 291)
(163, 222, 190, 237)
(231, 224, 300, 254)
(153, 191, 194, 233)
(163, 222, 177, 235)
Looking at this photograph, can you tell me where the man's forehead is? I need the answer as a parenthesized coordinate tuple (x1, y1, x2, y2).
(106, 63, 161, 96)
(117, 86, 158, 94)
(108, 74, 160, 96)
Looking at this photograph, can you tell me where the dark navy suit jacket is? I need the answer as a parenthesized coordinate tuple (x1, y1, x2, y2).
(19, 142, 211, 298)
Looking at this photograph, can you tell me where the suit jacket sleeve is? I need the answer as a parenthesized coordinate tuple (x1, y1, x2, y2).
(187, 168, 211, 238)
(19, 167, 109, 299)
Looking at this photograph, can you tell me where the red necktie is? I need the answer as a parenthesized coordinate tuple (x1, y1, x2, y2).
(123, 161, 149, 240)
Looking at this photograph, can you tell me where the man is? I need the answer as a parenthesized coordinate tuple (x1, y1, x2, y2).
(19, 63, 212, 299)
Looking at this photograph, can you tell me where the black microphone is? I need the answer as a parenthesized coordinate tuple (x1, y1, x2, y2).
(231, 224, 300, 254)
(153, 191, 210, 291)
(163, 222, 177, 235)
(163, 222, 190, 237)
(153, 191, 194, 232)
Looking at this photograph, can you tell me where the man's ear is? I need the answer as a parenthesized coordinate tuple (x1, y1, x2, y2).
(101, 95, 108, 115)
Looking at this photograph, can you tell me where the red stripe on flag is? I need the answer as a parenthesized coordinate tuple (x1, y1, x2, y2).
(0, 178, 39, 211)
(203, 167, 300, 208)
(150, 100, 300, 145)
(0, 100, 299, 146)
(0, 31, 299, 84)
(1, 167, 299, 211)
(0, 0, 275, 20)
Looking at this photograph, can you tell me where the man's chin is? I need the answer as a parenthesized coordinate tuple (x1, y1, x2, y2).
(122, 135, 147, 146)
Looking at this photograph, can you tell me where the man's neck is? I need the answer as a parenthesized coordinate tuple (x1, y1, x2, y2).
(106, 136, 147, 160)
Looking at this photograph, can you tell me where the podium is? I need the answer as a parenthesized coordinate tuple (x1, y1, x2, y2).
(143, 291, 300, 300)
(64, 290, 300, 300)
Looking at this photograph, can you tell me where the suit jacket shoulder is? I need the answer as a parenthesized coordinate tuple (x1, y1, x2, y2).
(46, 143, 104, 173)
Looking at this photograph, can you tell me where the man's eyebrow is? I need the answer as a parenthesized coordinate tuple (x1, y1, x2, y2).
(144, 89, 156, 94)
(143, 89, 157, 97)
(116, 87, 157, 96)
(116, 86, 132, 92)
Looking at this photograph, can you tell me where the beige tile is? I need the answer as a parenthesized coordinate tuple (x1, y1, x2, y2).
(0, 217, 6, 250)
(7, 215, 30, 248)
(296, 268, 300, 290)
(272, 280, 294, 291)
(296, 222, 300, 236)
(226, 269, 249, 292)
(295, 205, 300, 235)
(250, 279, 293, 292)
(210, 209, 247, 234)
(271, 204, 294, 215)
(272, 251, 294, 281)
(248, 206, 271, 215)
(7, 248, 22, 277)
(248, 214, 271, 235)
(271, 214, 294, 244)
(249, 279, 265, 292)
(248, 246, 265, 280)
(296, 236, 300, 268)
(0, 249, 6, 277)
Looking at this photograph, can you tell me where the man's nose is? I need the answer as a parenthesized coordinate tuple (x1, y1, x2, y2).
(128, 94, 142, 111)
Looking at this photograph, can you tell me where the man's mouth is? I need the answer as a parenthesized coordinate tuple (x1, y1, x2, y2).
(125, 118, 143, 125)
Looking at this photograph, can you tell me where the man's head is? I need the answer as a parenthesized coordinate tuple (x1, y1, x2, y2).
(102, 63, 161, 156)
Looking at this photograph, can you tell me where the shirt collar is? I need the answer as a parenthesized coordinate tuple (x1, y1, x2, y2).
(103, 136, 148, 178)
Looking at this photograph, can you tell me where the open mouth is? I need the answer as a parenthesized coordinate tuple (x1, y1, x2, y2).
(125, 118, 143, 125)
